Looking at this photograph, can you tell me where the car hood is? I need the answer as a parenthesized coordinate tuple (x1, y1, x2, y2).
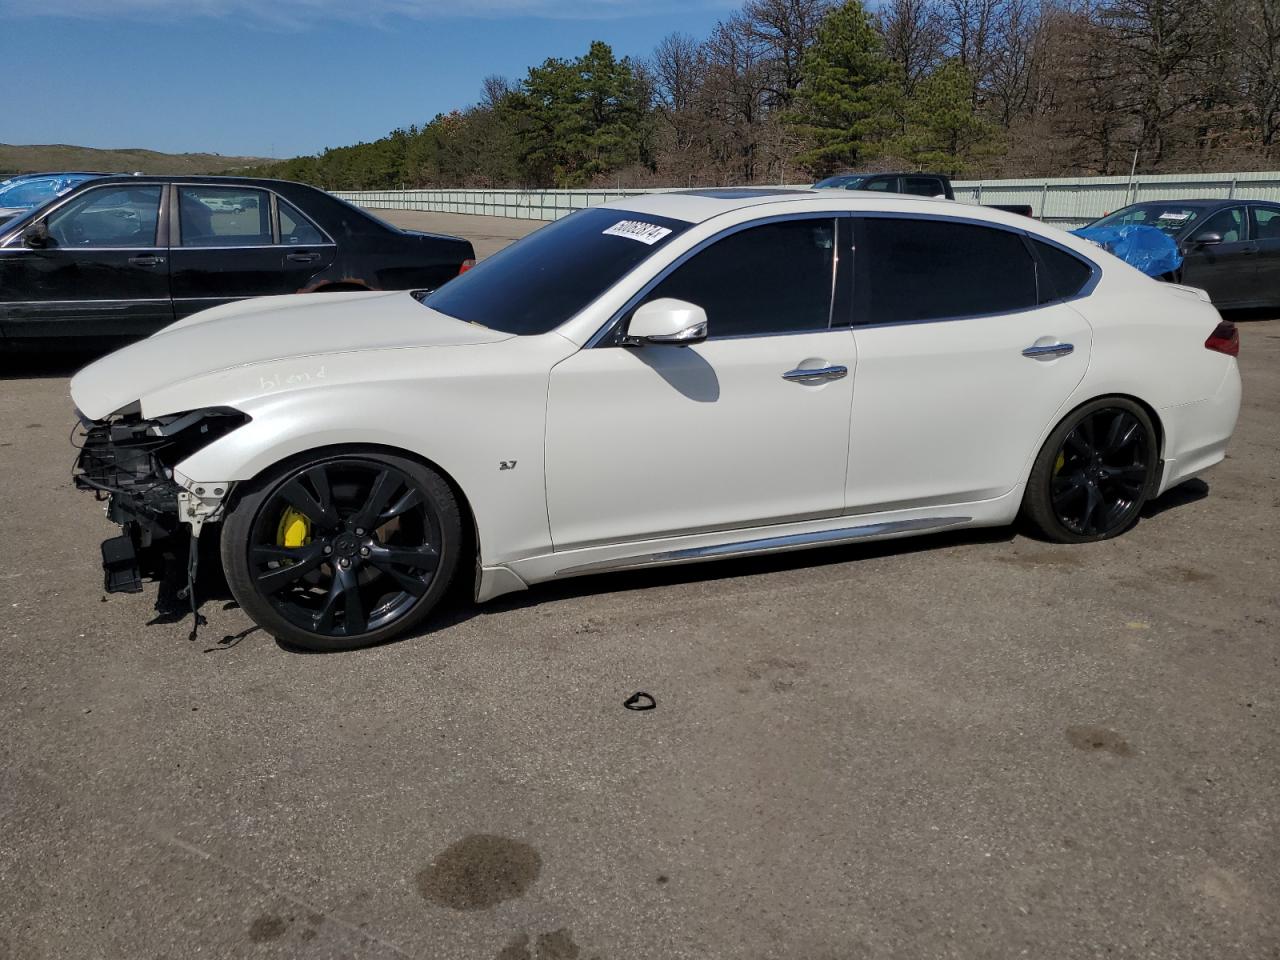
(71, 289, 513, 420)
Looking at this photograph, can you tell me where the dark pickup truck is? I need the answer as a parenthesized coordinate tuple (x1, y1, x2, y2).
(812, 172, 1034, 218)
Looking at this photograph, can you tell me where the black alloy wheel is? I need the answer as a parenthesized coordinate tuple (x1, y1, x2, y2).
(1022, 398, 1158, 543)
(222, 452, 461, 651)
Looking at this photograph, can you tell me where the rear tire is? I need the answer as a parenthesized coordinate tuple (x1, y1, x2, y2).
(221, 450, 461, 651)
(1021, 398, 1158, 543)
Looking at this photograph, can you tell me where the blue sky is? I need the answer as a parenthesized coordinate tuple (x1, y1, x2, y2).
(3, 0, 734, 159)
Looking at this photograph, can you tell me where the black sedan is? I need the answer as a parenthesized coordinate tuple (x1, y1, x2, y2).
(0, 175, 474, 347)
(1089, 199, 1280, 308)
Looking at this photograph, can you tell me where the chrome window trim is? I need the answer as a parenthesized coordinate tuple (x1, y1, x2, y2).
(1, 181, 168, 250)
(1, 298, 172, 305)
(586, 210, 847, 348)
(168, 243, 337, 252)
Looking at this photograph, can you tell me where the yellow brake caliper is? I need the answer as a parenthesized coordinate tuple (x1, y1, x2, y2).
(1054, 452, 1066, 475)
(276, 507, 312, 551)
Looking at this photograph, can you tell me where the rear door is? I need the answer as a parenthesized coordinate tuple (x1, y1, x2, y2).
(1179, 205, 1255, 306)
(1248, 204, 1280, 306)
(844, 216, 1093, 513)
(169, 184, 335, 319)
(0, 183, 171, 340)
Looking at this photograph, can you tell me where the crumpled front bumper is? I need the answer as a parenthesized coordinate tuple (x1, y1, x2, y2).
(73, 409, 242, 595)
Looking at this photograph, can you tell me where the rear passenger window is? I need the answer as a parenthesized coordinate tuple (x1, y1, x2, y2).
(178, 186, 271, 247)
(854, 217, 1038, 325)
(1252, 206, 1280, 240)
(637, 218, 838, 338)
(1031, 240, 1094, 302)
(902, 176, 945, 197)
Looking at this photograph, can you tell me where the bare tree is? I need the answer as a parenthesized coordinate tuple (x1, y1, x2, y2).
(742, 0, 836, 104)
(880, 0, 946, 93)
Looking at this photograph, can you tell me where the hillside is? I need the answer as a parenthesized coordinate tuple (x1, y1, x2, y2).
(0, 143, 272, 176)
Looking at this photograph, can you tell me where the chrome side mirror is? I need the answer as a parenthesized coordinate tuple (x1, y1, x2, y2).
(624, 298, 708, 346)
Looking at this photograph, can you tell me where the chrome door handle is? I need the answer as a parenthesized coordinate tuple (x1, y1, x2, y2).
(1022, 342, 1074, 359)
(782, 364, 848, 383)
(128, 255, 165, 267)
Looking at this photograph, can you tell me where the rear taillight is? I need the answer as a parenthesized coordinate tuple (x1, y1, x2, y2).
(1205, 319, 1239, 357)
(458, 258, 476, 275)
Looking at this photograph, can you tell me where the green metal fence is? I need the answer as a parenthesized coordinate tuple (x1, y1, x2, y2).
(336, 172, 1280, 228)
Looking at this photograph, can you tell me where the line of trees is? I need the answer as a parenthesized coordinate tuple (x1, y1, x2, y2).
(245, 0, 1280, 189)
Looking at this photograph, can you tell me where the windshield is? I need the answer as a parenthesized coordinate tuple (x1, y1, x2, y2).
(1091, 204, 1205, 236)
(419, 207, 692, 335)
(0, 174, 95, 210)
(813, 174, 867, 189)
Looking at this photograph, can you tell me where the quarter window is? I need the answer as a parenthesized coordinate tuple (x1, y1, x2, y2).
(45, 185, 162, 248)
(278, 198, 326, 245)
(636, 218, 838, 338)
(1030, 239, 1094, 302)
(853, 217, 1038, 324)
(178, 186, 271, 247)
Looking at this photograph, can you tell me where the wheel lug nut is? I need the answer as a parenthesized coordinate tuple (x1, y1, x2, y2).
(323, 545, 332, 555)
(339, 557, 351, 569)
(359, 546, 370, 557)
(355, 527, 365, 536)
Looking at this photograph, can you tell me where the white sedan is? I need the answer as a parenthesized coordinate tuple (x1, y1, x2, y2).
(71, 189, 1242, 650)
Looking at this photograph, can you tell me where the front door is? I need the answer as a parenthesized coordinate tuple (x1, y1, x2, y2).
(0, 183, 171, 340)
(1180, 205, 1256, 307)
(545, 216, 856, 550)
(845, 216, 1092, 513)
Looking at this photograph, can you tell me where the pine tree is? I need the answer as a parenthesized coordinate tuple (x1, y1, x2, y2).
(790, 0, 898, 172)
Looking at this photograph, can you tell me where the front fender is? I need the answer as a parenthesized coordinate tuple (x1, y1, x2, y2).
(173, 340, 574, 566)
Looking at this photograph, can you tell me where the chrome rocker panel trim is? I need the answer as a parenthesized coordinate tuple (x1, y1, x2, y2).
(553, 515, 971, 577)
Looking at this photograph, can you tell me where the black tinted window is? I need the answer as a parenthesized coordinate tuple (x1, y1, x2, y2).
(902, 176, 946, 197)
(1031, 240, 1094, 301)
(855, 217, 1037, 324)
(422, 208, 690, 335)
(638, 218, 837, 338)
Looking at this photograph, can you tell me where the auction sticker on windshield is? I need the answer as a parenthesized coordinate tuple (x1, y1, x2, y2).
(603, 220, 673, 245)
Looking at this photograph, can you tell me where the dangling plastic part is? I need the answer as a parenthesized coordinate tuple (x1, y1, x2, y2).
(175, 531, 207, 642)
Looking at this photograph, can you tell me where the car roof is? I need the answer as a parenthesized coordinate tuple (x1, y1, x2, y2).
(599, 189, 997, 225)
(66, 173, 313, 190)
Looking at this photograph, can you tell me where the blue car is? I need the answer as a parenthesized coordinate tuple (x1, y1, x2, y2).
(0, 172, 103, 223)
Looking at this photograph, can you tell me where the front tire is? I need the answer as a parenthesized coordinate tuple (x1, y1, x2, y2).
(1021, 398, 1158, 543)
(221, 450, 462, 651)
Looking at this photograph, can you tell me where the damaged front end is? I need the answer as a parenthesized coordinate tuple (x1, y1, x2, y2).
(73, 407, 248, 596)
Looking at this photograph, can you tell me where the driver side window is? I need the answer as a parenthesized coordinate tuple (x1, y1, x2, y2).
(45, 186, 162, 249)
(634, 218, 838, 339)
(1192, 207, 1244, 243)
